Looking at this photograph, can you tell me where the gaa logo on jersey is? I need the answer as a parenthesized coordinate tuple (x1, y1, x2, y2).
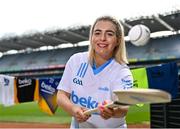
(73, 78, 83, 86)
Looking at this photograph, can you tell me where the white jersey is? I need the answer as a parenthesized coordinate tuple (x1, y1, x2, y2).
(57, 52, 133, 128)
(0, 74, 15, 106)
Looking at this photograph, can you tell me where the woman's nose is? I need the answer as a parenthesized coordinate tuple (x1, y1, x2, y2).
(100, 33, 106, 41)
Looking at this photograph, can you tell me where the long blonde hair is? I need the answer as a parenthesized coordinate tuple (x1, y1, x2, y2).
(88, 16, 128, 65)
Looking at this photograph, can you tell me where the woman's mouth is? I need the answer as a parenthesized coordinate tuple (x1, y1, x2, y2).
(97, 43, 108, 48)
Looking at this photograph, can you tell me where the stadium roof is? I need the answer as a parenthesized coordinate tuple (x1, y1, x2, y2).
(0, 10, 180, 53)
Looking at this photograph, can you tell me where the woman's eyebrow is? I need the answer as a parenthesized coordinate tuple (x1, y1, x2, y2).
(106, 30, 115, 33)
(94, 29, 115, 33)
(94, 29, 101, 32)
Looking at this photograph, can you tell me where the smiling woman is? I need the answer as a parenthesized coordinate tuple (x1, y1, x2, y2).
(56, 15, 134, 128)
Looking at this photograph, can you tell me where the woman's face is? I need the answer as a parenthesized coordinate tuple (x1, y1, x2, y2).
(91, 20, 118, 60)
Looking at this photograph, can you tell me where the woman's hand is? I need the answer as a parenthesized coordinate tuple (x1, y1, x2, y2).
(72, 106, 91, 123)
(57, 91, 91, 123)
(99, 106, 115, 120)
(98, 100, 129, 119)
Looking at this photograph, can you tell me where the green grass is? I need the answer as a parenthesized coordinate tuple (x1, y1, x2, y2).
(126, 104, 150, 124)
(0, 102, 150, 124)
(0, 102, 71, 124)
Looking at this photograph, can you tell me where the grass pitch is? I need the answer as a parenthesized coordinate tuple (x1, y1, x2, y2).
(0, 102, 149, 124)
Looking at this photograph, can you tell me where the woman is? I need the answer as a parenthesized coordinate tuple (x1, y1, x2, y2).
(57, 15, 133, 128)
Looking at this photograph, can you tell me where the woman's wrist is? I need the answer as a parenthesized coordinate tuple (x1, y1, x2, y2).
(112, 107, 128, 118)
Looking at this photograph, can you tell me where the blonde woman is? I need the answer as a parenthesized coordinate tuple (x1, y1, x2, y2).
(57, 16, 133, 128)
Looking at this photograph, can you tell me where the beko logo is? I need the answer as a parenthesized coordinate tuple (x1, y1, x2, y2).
(18, 78, 32, 88)
(41, 82, 55, 93)
(71, 91, 98, 109)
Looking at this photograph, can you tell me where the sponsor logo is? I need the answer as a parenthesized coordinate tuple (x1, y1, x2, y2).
(71, 91, 98, 109)
(73, 78, 83, 86)
(3, 77, 9, 86)
(41, 81, 56, 93)
(121, 76, 133, 89)
(98, 86, 109, 91)
(18, 78, 32, 88)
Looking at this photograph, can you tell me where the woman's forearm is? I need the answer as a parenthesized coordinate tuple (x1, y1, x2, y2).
(57, 90, 91, 123)
(112, 106, 129, 118)
(57, 90, 75, 116)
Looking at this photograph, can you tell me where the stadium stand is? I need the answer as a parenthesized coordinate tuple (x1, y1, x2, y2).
(127, 34, 180, 61)
(0, 34, 180, 78)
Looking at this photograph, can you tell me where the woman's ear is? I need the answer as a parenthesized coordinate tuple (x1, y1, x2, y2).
(116, 37, 120, 45)
(115, 39, 119, 46)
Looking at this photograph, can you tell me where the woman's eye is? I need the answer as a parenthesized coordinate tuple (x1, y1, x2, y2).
(107, 33, 114, 36)
(94, 32, 100, 35)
